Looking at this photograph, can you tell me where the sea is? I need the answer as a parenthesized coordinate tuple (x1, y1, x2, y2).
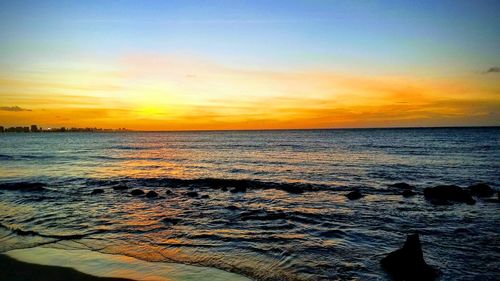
(0, 127, 499, 281)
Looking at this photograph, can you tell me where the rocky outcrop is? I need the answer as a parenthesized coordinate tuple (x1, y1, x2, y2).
(145, 190, 158, 198)
(424, 185, 475, 205)
(346, 190, 363, 200)
(130, 189, 145, 196)
(468, 183, 494, 197)
(381, 233, 438, 281)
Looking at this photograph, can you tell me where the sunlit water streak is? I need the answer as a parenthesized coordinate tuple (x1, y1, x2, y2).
(0, 128, 499, 280)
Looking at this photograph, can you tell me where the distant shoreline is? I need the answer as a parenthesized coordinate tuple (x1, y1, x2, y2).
(0, 125, 498, 134)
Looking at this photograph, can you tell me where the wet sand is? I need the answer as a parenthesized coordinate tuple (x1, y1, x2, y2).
(0, 255, 133, 281)
(2, 247, 252, 281)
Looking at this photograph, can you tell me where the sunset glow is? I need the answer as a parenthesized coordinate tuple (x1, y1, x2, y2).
(1, 1, 499, 130)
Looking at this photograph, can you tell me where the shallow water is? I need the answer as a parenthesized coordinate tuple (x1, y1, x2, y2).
(5, 247, 251, 281)
(0, 128, 499, 280)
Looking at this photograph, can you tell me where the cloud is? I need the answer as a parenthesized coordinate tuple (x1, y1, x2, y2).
(484, 67, 500, 74)
(0, 106, 32, 112)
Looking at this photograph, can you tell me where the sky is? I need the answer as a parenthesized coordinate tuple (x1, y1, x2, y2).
(0, 0, 499, 130)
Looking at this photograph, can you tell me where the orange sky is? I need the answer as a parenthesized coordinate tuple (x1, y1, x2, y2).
(1, 54, 499, 130)
(1, 2, 499, 130)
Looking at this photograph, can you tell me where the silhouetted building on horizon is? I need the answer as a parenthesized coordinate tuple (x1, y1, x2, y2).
(0, 125, 129, 133)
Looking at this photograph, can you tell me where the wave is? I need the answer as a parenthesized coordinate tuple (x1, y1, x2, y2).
(110, 145, 151, 150)
(0, 154, 14, 160)
(0, 223, 104, 240)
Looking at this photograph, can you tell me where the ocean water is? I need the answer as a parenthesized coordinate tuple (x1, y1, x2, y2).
(0, 128, 499, 280)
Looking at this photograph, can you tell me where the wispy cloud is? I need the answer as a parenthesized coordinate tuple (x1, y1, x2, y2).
(484, 67, 500, 74)
(1, 55, 499, 129)
(0, 106, 32, 112)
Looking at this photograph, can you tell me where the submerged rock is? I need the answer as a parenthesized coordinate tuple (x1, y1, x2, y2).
(185, 191, 199, 198)
(381, 233, 438, 281)
(165, 189, 173, 195)
(145, 190, 158, 198)
(389, 182, 414, 190)
(402, 190, 416, 197)
(468, 183, 494, 197)
(221, 187, 228, 192)
(346, 190, 363, 200)
(130, 189, 145, 196)
(200, 194, 209, 199)
(424, 185, 475, 205)
(90, 189, 104, 195)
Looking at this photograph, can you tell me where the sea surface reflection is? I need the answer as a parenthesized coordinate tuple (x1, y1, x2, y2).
(0, 128, 499, 280)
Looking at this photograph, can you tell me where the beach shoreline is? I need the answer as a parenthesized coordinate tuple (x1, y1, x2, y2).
(1, 247, 252, 281)
(0, 254, 134, 281)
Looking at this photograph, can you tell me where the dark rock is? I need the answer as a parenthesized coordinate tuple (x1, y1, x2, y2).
(346, 190, 363, 200)
(161, 217, 180, 225)
(468, 183, 494, 197)
(145, 190, 158, 198)
(130, 189, 145, 196)
(0, 182, 47, 192)
(165, 189, 173, 195)
(200, 194, 209, 199)
(389, 182, 414, 190)
(402, 190, 416, 197)
(221, 187, 228, 192)
(230, 186, 247, 193)
(185, 191, 198, 198)
(90, 189, 104, 195)
(424, 185, 475, 205)
(112, 185, 128, 191)
(381, 233, 438, 281)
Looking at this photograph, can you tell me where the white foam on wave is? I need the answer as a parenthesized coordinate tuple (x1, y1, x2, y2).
(5, 247, 252, 281)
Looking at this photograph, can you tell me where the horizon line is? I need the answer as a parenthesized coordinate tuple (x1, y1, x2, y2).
(3, 125, 499, 133)
(131, 125, 500, 132)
